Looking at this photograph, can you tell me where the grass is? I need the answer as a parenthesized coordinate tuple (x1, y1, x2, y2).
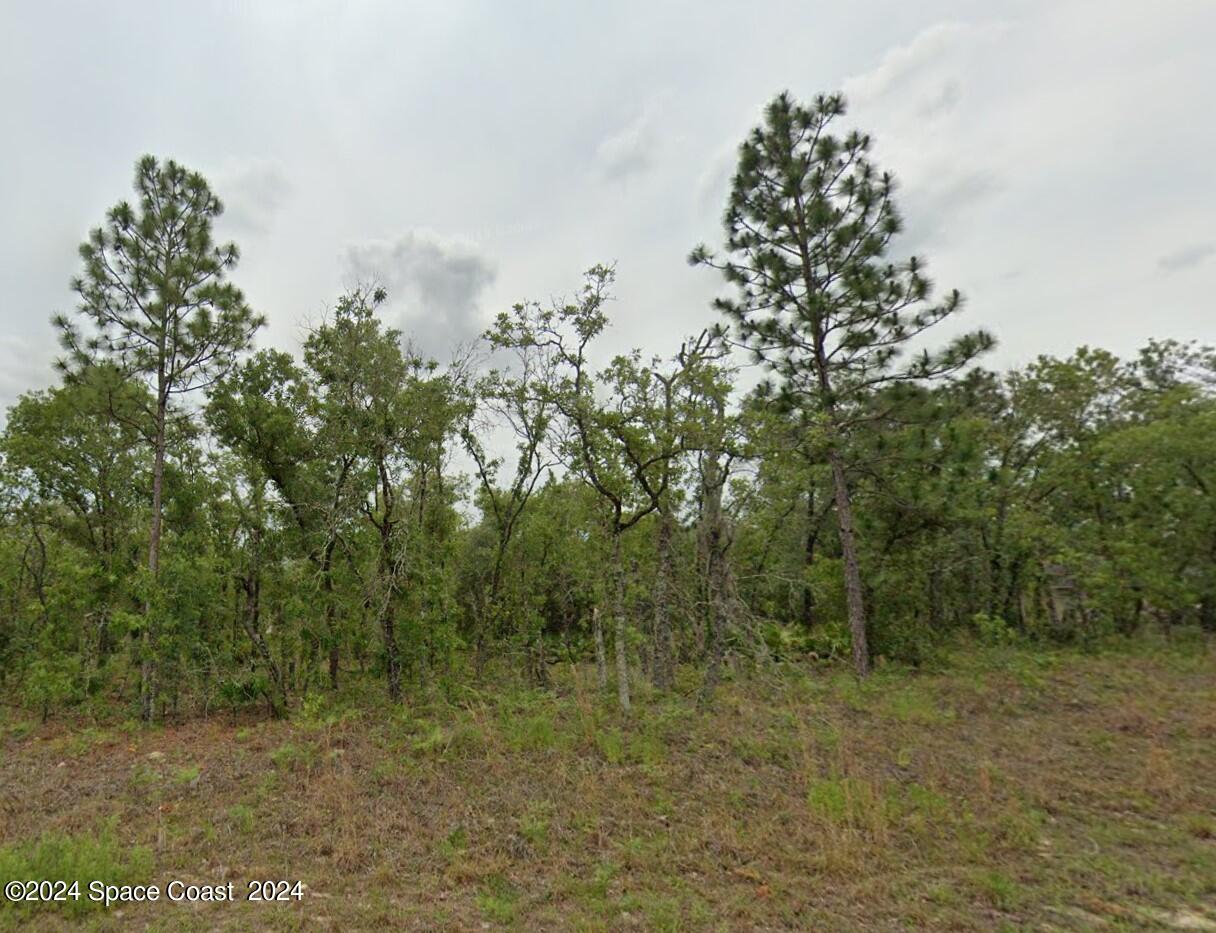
(0, 639, 1214, 929)
(0, 823, 153, 920)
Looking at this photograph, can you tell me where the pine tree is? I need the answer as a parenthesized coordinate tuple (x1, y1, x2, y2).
(692, 92, 992, 675)
(55, 155, 263, 719)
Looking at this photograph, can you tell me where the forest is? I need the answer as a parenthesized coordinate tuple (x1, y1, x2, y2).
(0, 91, 1213, 724)
(1, 85, 1215, 929)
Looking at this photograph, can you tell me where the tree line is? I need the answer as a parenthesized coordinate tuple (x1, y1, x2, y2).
(2, 93, 1212, 721)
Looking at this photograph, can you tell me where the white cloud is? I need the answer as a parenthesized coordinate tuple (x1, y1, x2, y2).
(0, 335, 58, 422)
(341, 231, 496, 357)
(1159, 242, 1214, 273)
(842, 20, 1008, 114)
(595, 108, 661, 182)
(214, 160, 292, 235)
(897, 167, 1003, 253)
(2, 0, 1215, 414)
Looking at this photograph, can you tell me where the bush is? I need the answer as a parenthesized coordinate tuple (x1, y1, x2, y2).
(22, 653, 83, 722)
(972, 612, 1017, 646)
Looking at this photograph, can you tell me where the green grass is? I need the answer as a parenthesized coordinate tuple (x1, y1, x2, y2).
(0, 638, 1212, 929)
(0, 823, 153, 920)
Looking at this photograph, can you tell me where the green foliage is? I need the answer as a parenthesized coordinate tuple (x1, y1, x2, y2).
(1, 124, 1213, 720)
(972, 612, 1017, 646)
(0, 822, 153, 918)
(476, 874, 520, 924)
(226, 804, 255, 835)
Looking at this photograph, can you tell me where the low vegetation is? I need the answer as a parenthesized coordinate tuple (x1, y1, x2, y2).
(2, 639, 1213, 930)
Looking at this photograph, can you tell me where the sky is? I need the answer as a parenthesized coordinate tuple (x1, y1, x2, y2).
(1, 0, 1214, 418)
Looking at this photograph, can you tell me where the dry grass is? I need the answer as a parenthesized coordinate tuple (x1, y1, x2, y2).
(1, 638, 1214, 931)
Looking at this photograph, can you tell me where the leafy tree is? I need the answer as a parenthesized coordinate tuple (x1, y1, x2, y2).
(462, 319, 558, 672)
(304, 287, 469, 701)
(488, 266, 680, 710)
(2, 366, 149, 670)
(207, 348, 358, 689)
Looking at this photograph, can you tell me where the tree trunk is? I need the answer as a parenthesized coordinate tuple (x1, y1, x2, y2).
(700, 564, 727, 708)
(612, 531, 631, 712)
(373, 464, 404, 702)
(322, 542, 339, 690)
(240, 566, 287, 717)
(381, 608, 402, 701)
(987, 497, 1009, 622)
(800, 484, 818, 631)
(828, 448, 870, 677)
(141, 387, 167, 722)
(652, 509, 675, 690)
(1201, 532, 1216, 632)
(378, 529, 403, 702)
(699, 447, 729, 707)
(927, 565, 944, 629)
(593, 605, 608, 691)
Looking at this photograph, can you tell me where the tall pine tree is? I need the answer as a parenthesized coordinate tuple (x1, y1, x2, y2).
(692, 93, 991, 675)
(55, 155, 263, 719)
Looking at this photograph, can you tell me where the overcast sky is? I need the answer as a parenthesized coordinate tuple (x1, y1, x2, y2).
(2, 0, 1214, 416)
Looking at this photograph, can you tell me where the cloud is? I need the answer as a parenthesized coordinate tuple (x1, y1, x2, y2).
(214, 160, 292, 234)
(917, 77, 962, 120)
(843, 20, 1007, 117)
(888, 167, 1002, 255)
(0, 335, 58, 421)
(341, 231, 496, 357)
(595, 108, 660, 182)
(1158, 242, 1214, 273)
(694, 140, 739, 215)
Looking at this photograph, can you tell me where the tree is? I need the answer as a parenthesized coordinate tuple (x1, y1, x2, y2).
(488, 266, 678, 710)
(692, 92, 992, 675)
(2, 366, 149, 674)
(55, 155, 264, 719)
(462, 322, 558, 675)
(304, 287, 468, 701)
(207, 348, 359, 690)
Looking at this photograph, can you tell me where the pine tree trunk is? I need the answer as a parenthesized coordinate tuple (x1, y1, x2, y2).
(374, 467, 403, 702)
(800, 484, 817, 631)
(927, 565, 944, 629)
(141, 386, 167, 722)
(612, 531, 631, 712)
(828, 448, 870, 677)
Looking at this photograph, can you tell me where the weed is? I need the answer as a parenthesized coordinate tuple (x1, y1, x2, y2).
(503, 713, 560, 753)
(270, 741, 318, 772)
(884, 686, 955, 725)
(437, 825, 469, 863)
(806, 776, 890, 842)
(972, 869, 1021, 911)
(518, 806, 551, 851)
(226, 803, 255, 834)
(477, 874, 519, 924)
(595, 727, 625, 764)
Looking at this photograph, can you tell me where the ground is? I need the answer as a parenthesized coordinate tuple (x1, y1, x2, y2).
(1, 637, 1214, 931)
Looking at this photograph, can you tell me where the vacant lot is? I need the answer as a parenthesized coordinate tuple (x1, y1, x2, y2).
(2, 640, 1214, 931)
